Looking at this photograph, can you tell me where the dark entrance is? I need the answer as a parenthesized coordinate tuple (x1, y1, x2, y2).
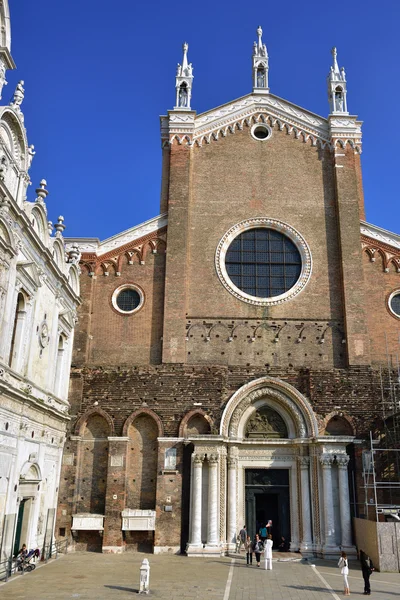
(245, 469, 290, 548)
(13, 499, 26, 556)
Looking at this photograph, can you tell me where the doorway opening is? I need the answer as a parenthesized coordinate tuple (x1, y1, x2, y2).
(245, 468, 290, 548)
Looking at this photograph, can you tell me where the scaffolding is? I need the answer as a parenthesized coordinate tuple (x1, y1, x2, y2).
(363, 333, 400, 521)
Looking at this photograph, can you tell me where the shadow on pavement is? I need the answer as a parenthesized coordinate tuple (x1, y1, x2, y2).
(104, 585, 139, 593)
(284, 585, 334, 593)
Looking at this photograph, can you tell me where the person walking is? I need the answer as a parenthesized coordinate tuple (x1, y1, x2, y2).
(360, 549, 374, 595)
(253, 534, 264, 567)
(237, 525, 247, 552)
(245, 535, 253, 566)
(264, 534, 273, 570)
(338, 551, 350, 596)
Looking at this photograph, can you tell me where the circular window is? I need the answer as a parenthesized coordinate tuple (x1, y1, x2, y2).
(388, 290, 400, 318)
(225, 228, 301, 298)
(251, 124, 271, 141)
(111, 284, 144, 315)
(215, 218, 312, 306)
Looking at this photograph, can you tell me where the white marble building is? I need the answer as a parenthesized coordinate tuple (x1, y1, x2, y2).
(0, 1, 80, 561)
(185, 377, 354, 558)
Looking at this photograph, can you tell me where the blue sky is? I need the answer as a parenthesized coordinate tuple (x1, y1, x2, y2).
(10, 0, 399, 240)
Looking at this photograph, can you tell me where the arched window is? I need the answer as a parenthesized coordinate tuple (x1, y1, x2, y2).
(9, 292, 27, 370)
(186, 413, 211, 435)
(325, 415, 353, 436)
(54, 334, 66, 398)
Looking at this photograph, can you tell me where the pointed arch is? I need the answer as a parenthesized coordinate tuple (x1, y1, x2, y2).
(31, 204, 49, 244)
(179, 409, 213, 437)
(74, 407, 114, 436)
(52, 237, 65, 270)
(122, 408, 164, 437)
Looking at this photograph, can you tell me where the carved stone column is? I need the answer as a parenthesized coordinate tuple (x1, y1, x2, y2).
(206, 454, 219, 547)
(298, 457, 313, 553)
(337, 454, 353, 550)
(189, 453, 204, 547)
(227, 456, 237, 548)
(320, 454, 338, 555)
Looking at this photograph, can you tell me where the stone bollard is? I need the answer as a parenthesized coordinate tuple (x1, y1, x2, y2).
(138, 558, 150, 594)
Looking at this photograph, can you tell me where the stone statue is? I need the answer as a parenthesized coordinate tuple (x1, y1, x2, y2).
(335, 92, 344, 112)
(179, 86, 188, 108)
(10, 80, 25, 109)
(257, 69, 265, 88)
(247, 411, 276, 433)
(28, 145, 36, 168)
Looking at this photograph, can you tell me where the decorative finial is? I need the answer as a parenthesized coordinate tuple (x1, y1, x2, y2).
(174, 41, 194, 110)
(35, 179, 49, 203)
(327, 47, 348, 114)
(54, 215, 65, 238)
(253, 26, 269, 92)
(10, 80, 25, 111)
(47, 221, 54, 236)
(68, 245, 80, 264)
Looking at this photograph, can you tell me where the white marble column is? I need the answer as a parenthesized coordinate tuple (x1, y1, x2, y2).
(227, 456, 237, 548)
(189, 453, 204, 547)
(207, 454, 219, 546)
(299, 457, 313, 553)
(320, 454, 338, 554)
(337, 454, 353, 549)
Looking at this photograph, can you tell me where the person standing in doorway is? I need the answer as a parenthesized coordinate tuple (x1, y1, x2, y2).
(253, 534, 264, 567)
(264, 534, 273, 570)
(245, 535, 253, 566)
(338, 551, 350, 596)
(360, 549, 374, 595)
(259, 524, 267, 541)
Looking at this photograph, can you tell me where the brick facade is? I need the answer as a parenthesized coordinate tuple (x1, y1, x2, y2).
(59, 51, 400, 554)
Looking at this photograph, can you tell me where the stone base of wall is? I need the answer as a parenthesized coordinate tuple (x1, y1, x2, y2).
(153, 545, 181, 554)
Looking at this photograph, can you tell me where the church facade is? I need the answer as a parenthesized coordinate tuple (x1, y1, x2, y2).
(0, 2, 80, 562)
(59, 28, 400, 557)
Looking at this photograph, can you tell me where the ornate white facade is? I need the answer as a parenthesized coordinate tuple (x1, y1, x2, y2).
(185, 377, 355, 558)
(0, 1, 80, 562)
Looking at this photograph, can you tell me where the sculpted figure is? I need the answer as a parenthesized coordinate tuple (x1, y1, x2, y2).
(11, 80, 25, 109)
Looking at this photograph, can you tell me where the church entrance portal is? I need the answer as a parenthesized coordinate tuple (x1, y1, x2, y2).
(245, 469, 290, 547)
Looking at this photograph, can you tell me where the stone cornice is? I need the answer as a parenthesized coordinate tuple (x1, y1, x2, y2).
(66, 213, 168, 258)
(361, 221, 400, 251)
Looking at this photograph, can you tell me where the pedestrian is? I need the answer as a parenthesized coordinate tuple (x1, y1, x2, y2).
(245, 535, 253, 566)
(259, 524, 267, 541)
(264, 534, 273, 570)
(253, 534, 264, 567)
(278, 536, 289, 552)
(338, 551, 350, 596)
(237, 525, 247, 552)
(266, 519, 273, 538)
(359, 549, 374, 595)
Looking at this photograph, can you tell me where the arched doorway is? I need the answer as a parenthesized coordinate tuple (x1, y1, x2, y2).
(14, 462, 41, 555)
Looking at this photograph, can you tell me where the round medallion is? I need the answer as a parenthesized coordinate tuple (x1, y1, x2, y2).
(39, 321, 49, 348)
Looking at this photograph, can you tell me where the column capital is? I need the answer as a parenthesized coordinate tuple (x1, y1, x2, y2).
(208, 453, 219, 465)
(319, 453, 334, 468)
(298, 456, 310, 469)
(227, 456, 238, 468)
(336, 454, 350, 468)
(193, 453, 205, 465)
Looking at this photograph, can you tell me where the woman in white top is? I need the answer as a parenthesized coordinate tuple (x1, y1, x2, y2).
(264, 534, 273, 570)
(338, 551, 350, 595)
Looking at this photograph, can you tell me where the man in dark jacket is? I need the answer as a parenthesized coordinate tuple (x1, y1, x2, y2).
(359, 549, 374, 595)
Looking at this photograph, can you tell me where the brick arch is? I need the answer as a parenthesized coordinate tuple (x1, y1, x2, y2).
(122, 408, 164, 437)
(74, 407, 115, 436)
(179, 409, 213, 438)
(323, 411, 356, 436)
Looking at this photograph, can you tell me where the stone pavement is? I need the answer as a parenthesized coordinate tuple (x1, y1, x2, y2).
(1, 551, 399, 599)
